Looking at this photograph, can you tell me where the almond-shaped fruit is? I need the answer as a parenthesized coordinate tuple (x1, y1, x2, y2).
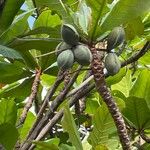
(107, 27, 125, 51)
(73, 44, 92, 66)
(57, 49, 74, 70)
(61, 24, 79, 46)
(105, 53, 121, 75)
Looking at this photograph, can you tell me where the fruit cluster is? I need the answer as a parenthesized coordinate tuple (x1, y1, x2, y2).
(56, 24, 125, 76)
(56, 24, 92, 70)
(104, 27, 125, 75)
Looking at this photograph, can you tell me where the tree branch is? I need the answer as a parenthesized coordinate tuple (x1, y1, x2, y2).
(24, 70, 65, 141)
(121, 41, 150, 67)
(28, 84, 95, 150)
(21, 66, 82, 150)
(18, 69, 41, 126)
(140, 130, 150, 143)
(91, 47, 131, 150)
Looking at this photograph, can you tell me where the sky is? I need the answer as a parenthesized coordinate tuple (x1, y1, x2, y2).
(21, 3, 35, 29)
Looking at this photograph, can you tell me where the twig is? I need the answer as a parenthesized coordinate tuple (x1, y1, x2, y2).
(91, 47, 131, 150)
(28, 84, 95, 150)
(140, 130, 150, 143)
(67, 75, 94, 97)
(18, 69, 41, 126)
(121, 41, 150, 67)
(21, 66, 82, 150)
(21, 70, 65, 145)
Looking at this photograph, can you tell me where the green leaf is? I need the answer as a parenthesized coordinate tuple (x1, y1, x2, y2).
(88, 104, 116, 148)
(20, 112, 36, 141)
(0, 45, 23, 60)
(106, 68, 126, 86)
(44, 63, 59, 76)
(73, 2, 92, 34)
(0, 0, 25, 33)
(111, 70, 132, 97)
(9, 38, 59, 70)
(35, 0, 73, 22)
(0, 62, 28, 84)
(34, 10, 61, 28)
(85, 91, 100, 115)
(0, 77, 34, 103)
(138, 52, 150, 65)
(0, 123, 19, 150)
(17, 51, 39, 70)
(24, 26, 61, 38)
(0, 10, 33, 44)
(59, 144, 76, 150)
(141, 142, 150, 149)
(130, 70, 150, 109)
(40, 74, 56, 88)
(125, 17, 144, 40)
(33, 138, 60, 150)
(101, 0, 150, 32)
(123, 96, 150, 130)
(0, 98, 17, 125)
(9, 38, 60, 52)
(61, 104, 83, 150)
(86, 0, 109, 39)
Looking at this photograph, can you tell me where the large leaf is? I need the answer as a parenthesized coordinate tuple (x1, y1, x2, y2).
(0, 98, 17, 125)
(85, 91, 100, 115)
(33, 138, 59, 150)
(101, 0, 150, 32)
(0, 123, 19, 150)
(9, 38, 59, 70)
(33, 9, 62, 69)
(86, 0, 109, 39)
(9, 38, 59, 52)
(106, 68, 126, 86)
(35, 0, 75, 22)
(138, 52, 150, 65)
(34, 10, 61, 28)
(61, 104, 83, 150)
(20, 112, 36, 141)
(111, 70, 132, 97)
(59, 144, 76, 150)
(0, 45, 23, 60)
(0, 77, 34, 103)
(0, 0, 25, 33)
(130, 69, 150, 109)
(125, 17, 144, 40)
(123, 97, 150, 130)
(73, 2, 92, 35)
(24, 26, 61, 38)
(0, 62, 29, 84)
(0, 10, 33, 44)
(88, 104, 116, 148)
(40, 74, 56, 88)
(17, 51, 39, 70)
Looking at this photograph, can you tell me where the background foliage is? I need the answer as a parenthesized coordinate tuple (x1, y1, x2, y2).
(0, 0, 150, 150)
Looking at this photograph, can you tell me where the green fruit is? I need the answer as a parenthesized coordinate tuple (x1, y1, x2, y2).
(107, 27, 125, 51)
(104, 53, 121, 75)
(61, 24, 79, 46)
(57, 49, 74, 70)
(73, 44, 92, 66)
(55, 42, 71, 56)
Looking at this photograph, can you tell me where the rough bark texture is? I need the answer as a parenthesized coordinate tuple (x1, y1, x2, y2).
(91, 47, 131, 150)
(18, 69, 41, 125)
